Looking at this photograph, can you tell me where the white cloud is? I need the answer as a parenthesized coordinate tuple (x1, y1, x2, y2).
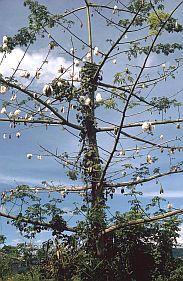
(115, 188, 183, 198)
(0, 173, 41, 186)
(0, 47, 80, 85)
(11, 237, 26, 246)
(142, 191, 183, 198)
(0, 173, 69, 190)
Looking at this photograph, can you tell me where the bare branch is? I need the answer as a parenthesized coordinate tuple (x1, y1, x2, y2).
(97, 119, 183, 132)
(105, 169, 183, 188)
(93, 7, 141, 81)
(104, 209, 183, 234)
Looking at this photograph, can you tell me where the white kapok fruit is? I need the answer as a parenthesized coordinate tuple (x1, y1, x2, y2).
(79, 96, 86, 104)
(13, 109, 21, 118)
(74, 59, 80, 67)
(43, 84, 53, 97)
(147, 154, 152, 164)
(142, 122, 154, 132)
(86, 52, 91, 60)
(113, 5, 118, 14)
(2, 43, 8, 51)
(94, 46, 99, 56)
(37, 155, 42, 160)
(10, 94, 17, 101)
(167, 203, 173, 209)
(3, 35, 8, 44)
(16, 132, 21, 138)
(0, 85, 8, 94)
(84, 97, 91, 106)
(0, 107, 7, 114)
(96, 93, 103, 103)
(70, 48, 76, 55)
(20, 70, 30, 78)
(136, 176, 141, 182)
(27, 153, 33, 160)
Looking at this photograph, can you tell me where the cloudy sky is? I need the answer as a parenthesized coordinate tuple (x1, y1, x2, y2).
(0, 0, 183, 245)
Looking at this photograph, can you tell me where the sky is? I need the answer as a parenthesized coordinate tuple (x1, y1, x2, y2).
(0, 0, 183, 246)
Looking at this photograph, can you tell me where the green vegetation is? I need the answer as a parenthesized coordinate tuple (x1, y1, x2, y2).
(0, 0, 183, 280)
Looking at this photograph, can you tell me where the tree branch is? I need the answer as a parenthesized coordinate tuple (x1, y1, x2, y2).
(105, 169, 183, 188)
(120, 130, 183, 150)
(97, 119, 183, 132)
(104, 209, 183, 234)
(0, 117, 63, 125)
(98, 5, 175, 186)
(93, 7, 141, 81)
(0, 78, 82, 131)
(0, 211, 75, 232)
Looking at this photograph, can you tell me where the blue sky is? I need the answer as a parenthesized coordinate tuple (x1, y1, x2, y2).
(0, 0, 183, 245)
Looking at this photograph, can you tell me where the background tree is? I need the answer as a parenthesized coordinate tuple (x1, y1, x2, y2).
(0, 237, 42, 281)
(0, 0, 183, 280)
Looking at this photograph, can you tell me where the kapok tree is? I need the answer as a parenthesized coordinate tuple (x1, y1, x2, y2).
(0, 0, 183, 280)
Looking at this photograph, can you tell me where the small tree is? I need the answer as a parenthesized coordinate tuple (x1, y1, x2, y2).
(0, 239, 41, 281)
(0, 0, 183, 280)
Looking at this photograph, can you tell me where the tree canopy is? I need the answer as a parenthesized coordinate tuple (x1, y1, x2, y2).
(0, 0, 183, 280)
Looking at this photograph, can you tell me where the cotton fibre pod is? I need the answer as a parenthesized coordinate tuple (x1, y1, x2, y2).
(43, 84, 53, 97)
(96, 93, 103, 103)
(142, 122, 154, 132)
